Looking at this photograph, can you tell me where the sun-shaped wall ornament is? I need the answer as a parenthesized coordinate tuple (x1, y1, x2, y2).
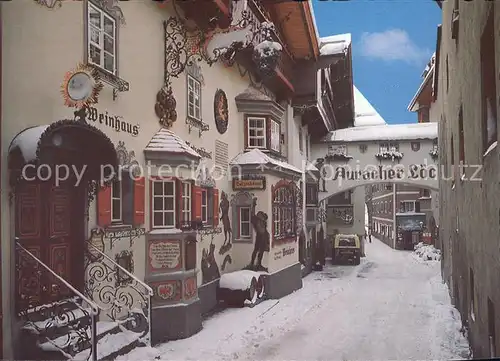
(61, 63, 103, 108)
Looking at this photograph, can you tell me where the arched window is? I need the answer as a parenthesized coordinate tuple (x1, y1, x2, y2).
(272, 183, 296, 241)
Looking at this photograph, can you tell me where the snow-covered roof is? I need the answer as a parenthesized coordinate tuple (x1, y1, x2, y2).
(230, 148, 302, 174)
(319, 33, 351, 56)
(305, 161, 319, 172)
(353, 86, 387, 127)
(323, 122, 438, 143)
(145, 128, 201, 158)
(408, 53, 436, 112)
(9, 125, 49, 162)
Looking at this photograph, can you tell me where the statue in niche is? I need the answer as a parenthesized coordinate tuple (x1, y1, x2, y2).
(219, 191, 233, 255)
(201, 239, 220, 284)
(245, 197, 269, 272)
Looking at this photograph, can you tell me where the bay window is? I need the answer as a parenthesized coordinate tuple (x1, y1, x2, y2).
(181, 182, 192, 225)
(88, 2, 116, 74)
(272, 184, 296, 242)
(247, 117, 266, 148)
(152, 180, 176, 228)
(270, 119, 281, 152)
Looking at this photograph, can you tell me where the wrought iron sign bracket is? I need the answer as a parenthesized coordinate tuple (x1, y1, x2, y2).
(198, 227, 222, 243)
(157, 9, 280, 129)
(186, 118, 210, 137)
(104, 227, 146, 250)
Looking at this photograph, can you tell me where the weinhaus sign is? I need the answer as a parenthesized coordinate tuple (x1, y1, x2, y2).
(87, 107, 140, 136)
(330, 165, 438, 181)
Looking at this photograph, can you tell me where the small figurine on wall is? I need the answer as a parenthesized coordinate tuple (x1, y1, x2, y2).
(246, 197, 269, 272)
(219, 191, 232, 255)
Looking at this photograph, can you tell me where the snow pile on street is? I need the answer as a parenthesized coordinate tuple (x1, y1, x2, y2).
(117, 238, 469, 361)
(219, 270, 260, 290)
(414, 242, 441, 261)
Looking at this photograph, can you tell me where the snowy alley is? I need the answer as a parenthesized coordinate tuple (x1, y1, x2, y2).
(118, 239, 471, 361)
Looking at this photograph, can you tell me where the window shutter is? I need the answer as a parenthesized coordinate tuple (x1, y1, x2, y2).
(176, 179, 183, 228)
(244, 117, 249, 149)
(193, 186, 202, 221)
(133, 177, 145, 226)
(213, 189, 219, 227)
(97, 185, 112, 227)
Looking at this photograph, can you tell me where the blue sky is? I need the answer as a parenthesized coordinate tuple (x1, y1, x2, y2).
(312, 0, 442, 124)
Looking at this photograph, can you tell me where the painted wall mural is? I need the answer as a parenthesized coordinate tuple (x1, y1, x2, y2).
(201, 240, 220, 284)
(245, 197, 269, 272)
(219, 191, 232, 255)
(214, 89, 229, 134)
(221, 254, 233, 271)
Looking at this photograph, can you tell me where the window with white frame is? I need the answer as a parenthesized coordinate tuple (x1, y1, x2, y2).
(152, 180, 176, 228)
(181, 182, 192, 224)
(187, 75, 201, 120)
(111, 178, 122, 222)
(270, 119, 280, 152)
(400, 200, 416, 213)
(247, 117, 266, 148)
(239, 207, 251, 238)
(88, 2, 116, 74)
(201, 188, 208, 223)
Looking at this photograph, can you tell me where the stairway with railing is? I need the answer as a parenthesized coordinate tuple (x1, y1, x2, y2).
(16, 241, 153, 361)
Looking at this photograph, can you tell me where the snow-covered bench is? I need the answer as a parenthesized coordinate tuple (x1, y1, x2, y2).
(216, 270, 266, 307)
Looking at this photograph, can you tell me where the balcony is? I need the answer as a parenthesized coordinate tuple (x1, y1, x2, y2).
(234, 0, 295, 97)
(175, 0, 233, 30)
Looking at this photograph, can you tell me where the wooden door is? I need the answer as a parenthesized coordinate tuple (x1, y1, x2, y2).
(16, 181, 85, 311)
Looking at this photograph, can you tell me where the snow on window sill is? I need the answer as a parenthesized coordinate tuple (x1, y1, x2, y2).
(483, 140, 497, 158)
(460, 173, 466, 182)
(148, 228, 183, 235)
(451, 181, 456, 190)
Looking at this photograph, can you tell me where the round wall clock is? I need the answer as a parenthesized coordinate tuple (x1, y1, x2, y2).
(61, 63, 103, 109)
(214, 89, 229, 135)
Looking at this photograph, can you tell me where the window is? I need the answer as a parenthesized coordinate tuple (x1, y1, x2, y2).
(201, 187, 214, 225)
(458, 106, 465, 177)
(306, 184, 318, 206)
(421, 189, 430, 198)
(270, 119, 281, 152)
(181, 182, 192, 225)
(272, 184, 296, 240)
(469, 268, 476, 321)
(306, 134, 310, 159)
(400, 201, 415, 213)
(299, 127, 303, 153)
(187, 75, 201, 120)
(480, 8, 497, 152)
(419, 107, 430, 123)
(385, 184, 393, 191)
(88, 2, 116, 74)
(152, 180, 176, 228)
(247, 117, 266, 148)
(239, 207, 251, 238)
(111, 178, 122, 222)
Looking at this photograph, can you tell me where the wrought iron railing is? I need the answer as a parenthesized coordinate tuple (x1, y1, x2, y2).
(83, 241, 153, 346)
(16, 242, 100, 361)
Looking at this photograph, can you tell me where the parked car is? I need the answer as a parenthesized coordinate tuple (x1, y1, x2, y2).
(332, 234, 361, 265)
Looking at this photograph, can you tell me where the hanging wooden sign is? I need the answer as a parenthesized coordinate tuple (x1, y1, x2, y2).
(232, 176, 266, 191)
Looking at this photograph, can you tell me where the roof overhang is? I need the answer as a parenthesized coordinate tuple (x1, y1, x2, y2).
(407, 64, 434, 112)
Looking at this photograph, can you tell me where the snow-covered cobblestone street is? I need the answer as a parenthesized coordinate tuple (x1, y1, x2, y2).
(118, 239, 470, 360)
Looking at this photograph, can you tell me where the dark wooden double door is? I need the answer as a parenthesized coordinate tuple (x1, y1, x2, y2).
(16, 181, 85, 311)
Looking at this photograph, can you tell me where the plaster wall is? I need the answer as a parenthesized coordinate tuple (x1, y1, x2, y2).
(437, 0, 500, 357)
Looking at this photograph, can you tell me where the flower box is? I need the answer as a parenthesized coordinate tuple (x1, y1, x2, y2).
(375, 151, 403, 161)
(429, 149, 438, 160)
(324, 153, 353, 161)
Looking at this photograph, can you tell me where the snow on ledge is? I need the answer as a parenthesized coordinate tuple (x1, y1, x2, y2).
(230, 148, 303, 174)
(323, 122, 438, 142)
(483, 140, 497, 158)
(319, 33, 351, 56)
(219, 270, 261, 291)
